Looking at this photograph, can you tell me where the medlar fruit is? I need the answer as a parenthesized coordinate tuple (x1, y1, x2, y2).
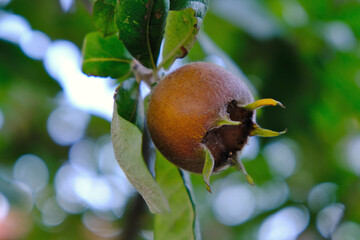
(147, 62, 285, 191)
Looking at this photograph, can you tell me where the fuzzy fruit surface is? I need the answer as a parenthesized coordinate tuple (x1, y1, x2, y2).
(147, 62, 255, 173)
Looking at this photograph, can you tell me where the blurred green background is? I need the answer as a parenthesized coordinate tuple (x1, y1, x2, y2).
(1, 0, 360, 239)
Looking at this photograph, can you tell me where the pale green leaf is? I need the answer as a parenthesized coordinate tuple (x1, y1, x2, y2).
(159, 8, 198, 69)
(158, 0, 208, 69)
(154, 151, 197, 240)
(111, 103, 169, 214)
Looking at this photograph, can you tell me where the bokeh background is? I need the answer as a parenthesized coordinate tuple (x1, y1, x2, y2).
(1, 0, 360, 239)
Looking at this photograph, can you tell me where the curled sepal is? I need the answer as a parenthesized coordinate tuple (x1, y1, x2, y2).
(202, 145, 215, 193)
(250, 124, 287, 137)
(242, 98, 285, 111)
(231, 154, 255, 186)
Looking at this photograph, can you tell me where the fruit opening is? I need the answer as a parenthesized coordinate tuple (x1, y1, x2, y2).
(201, 100, 254, 172)
(201, 98, 286, 191)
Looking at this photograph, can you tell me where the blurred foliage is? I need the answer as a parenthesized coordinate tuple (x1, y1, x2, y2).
(1, 0, 360, 239)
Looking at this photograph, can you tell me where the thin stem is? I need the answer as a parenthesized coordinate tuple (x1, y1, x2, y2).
(132, 60, 155, 86)
(120, 194, 146, 240)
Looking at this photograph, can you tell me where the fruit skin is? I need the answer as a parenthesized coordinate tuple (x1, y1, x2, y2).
(147, 62, 254, 173)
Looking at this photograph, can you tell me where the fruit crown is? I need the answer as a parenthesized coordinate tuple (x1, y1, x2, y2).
(202, 98, 286, 193)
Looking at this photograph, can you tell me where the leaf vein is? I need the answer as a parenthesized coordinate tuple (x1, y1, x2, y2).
(145, 0, 156, 69)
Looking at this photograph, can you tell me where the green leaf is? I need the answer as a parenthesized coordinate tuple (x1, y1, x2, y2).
(159, 0, 208, 69)
(82, 32, 132, 78)
(154, 151, 198, 240)
(93, 0, 117, 36)
(170, 0, 208, 19)
(114, 78, 144, 132)
(111, 103, 170, 214)
(159, 8, 198, 69)
(116, 0, 169, 69)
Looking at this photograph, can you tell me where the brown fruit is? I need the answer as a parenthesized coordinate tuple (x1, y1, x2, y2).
(147, 62, 284, 189)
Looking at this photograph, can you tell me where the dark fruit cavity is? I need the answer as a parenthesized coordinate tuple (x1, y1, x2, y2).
(202, 100, 255, 172)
